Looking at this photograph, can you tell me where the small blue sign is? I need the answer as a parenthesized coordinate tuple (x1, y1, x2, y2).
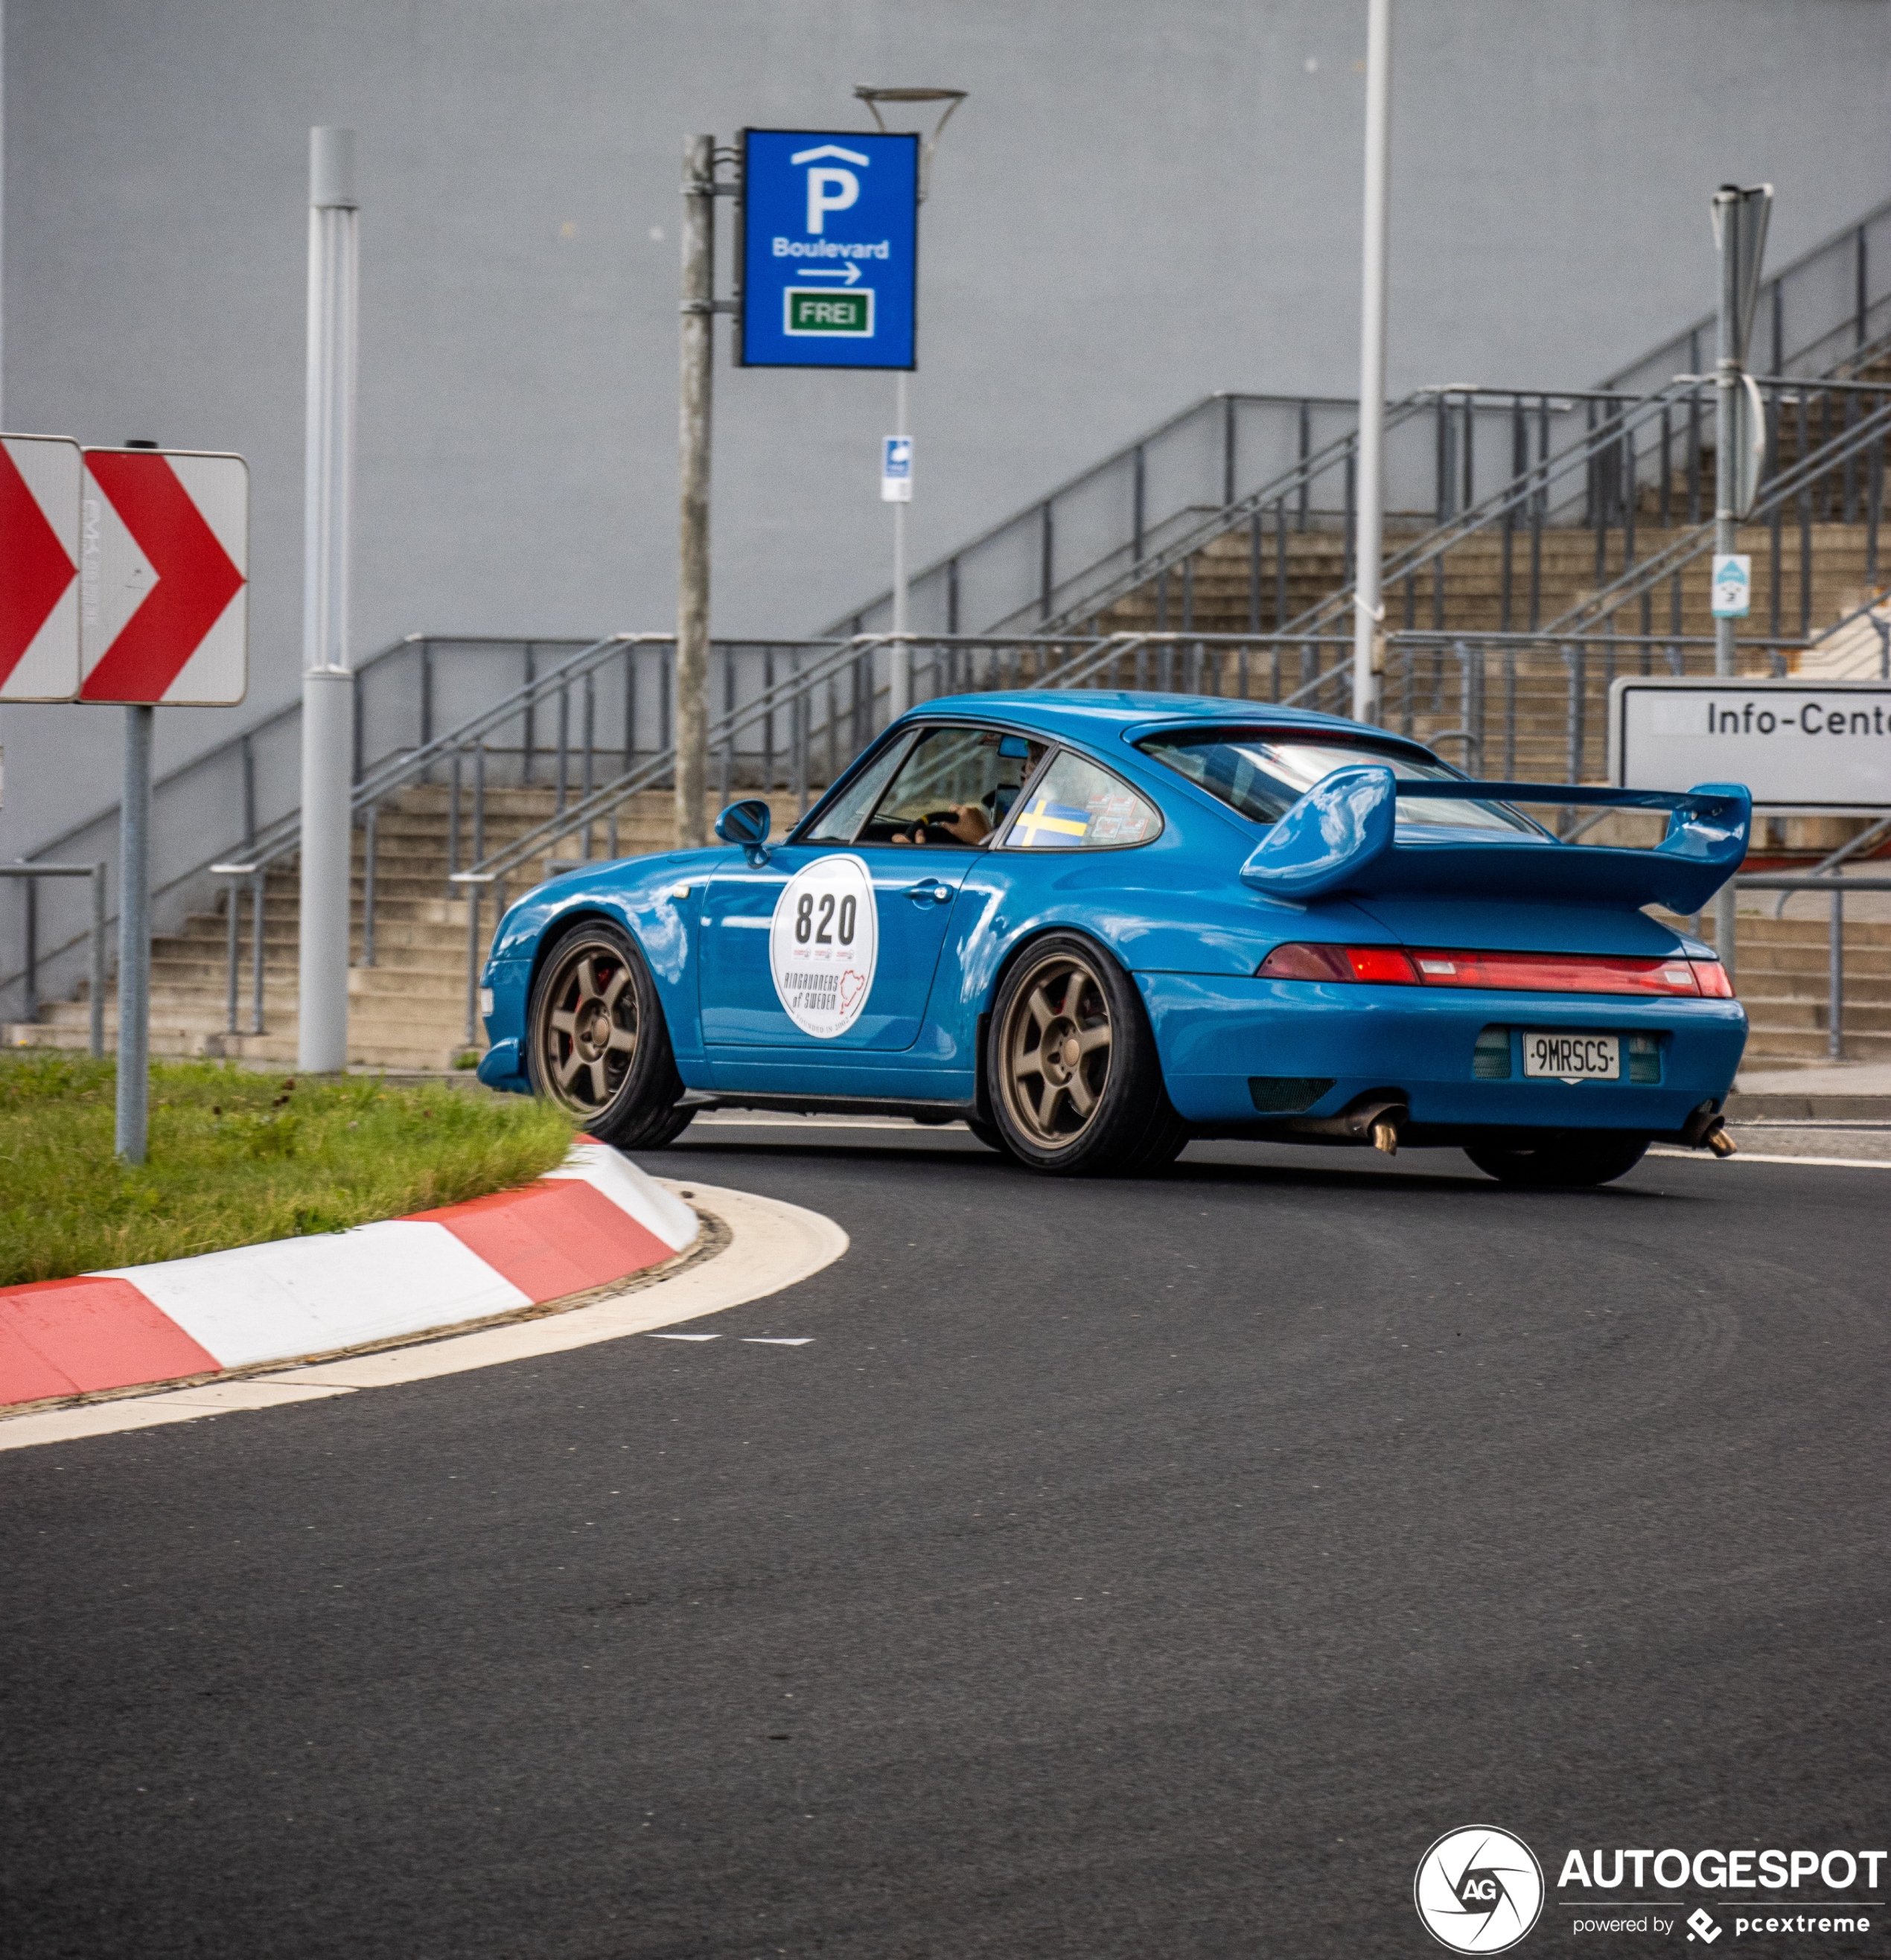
(740, 129, 919, 370)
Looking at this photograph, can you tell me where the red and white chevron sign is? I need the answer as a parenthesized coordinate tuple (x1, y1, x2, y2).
(78, 447, 248, 706)
(0, 435, 82, 702)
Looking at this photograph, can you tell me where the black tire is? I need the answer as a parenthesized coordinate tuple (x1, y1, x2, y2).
(986, 933, 1188, 1177)
(1463, 1134, 1648, 1188)
(966, 1117, 1013, 1157)
(526, 920, 693, 1150)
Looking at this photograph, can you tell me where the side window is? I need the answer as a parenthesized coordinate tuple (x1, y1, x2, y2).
(856, 725, 1049, 848)
(800, 732, 916, 843)
(1003, 750, 1163, 851)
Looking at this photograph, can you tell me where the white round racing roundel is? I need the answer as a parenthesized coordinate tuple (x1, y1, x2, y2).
(769, 854, 878, 1038)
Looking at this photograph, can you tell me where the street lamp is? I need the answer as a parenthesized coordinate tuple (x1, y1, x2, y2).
(854, 86, 967, 715)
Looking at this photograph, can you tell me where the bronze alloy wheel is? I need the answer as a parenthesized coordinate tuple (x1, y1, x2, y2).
(533, 936, 642, 1117)
(998, 948, 1115, 1149)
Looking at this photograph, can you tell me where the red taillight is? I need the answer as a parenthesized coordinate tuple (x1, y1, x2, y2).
(1259, 943, 1719, 997)
(1259, 942, 1418, 984)
(1403, 950, 1701, 996)
(1345, 945, 1420, 985)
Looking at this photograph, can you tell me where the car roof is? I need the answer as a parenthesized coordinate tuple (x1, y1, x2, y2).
(896, 690, 1427, 752)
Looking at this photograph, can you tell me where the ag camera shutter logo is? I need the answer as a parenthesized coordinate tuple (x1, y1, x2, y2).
(1414, 1826, 1545, 1952)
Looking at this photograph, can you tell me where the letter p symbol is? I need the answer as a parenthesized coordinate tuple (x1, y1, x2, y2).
(806, 167, 858, 234)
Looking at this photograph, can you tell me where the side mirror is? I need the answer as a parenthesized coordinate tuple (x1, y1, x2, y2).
(715, 798, 773, 862)
(998, 734, 1031, 760)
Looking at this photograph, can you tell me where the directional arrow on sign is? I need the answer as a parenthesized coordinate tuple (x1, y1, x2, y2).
(79, 448, 248, 706)
(0, 435, 81, 701)
(796, 262, 864, 285)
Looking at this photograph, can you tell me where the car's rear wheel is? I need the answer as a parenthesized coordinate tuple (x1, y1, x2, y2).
(987, 933, 1187, 1176)
(526, 921, 694, 1149)
(1464, 1134, 1648, 1187)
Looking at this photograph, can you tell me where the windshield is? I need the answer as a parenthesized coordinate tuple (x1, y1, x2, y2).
(1136, 731, 1538, 834)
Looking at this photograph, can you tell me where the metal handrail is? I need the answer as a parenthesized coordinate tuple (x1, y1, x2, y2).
(1537, 387, 1891, 638)
(816, 391, 1354, 639)
(0, 864, 106, 1053)
(0, 633, 598, 1022)
(211, 633, 646, 883)
(1279, 371, 1891, 647)
(1734, 871, 1891, 1063)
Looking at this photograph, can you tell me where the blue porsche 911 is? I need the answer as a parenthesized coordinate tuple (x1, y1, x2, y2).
(475, 691, 1749, 1187)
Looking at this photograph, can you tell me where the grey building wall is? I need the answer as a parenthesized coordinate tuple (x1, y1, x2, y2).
(1, 0, 1888, 865)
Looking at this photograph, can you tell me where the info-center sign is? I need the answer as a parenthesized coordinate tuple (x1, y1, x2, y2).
(740, 130, 919, 370)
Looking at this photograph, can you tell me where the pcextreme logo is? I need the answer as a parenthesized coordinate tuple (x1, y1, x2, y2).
(1415, 1826, 1546, 1952)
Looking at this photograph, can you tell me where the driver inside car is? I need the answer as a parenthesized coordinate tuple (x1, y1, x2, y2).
(878, 727, 1046, 847)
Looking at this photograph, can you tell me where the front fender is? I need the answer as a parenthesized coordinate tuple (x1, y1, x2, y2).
(482, 847, 730, 1067)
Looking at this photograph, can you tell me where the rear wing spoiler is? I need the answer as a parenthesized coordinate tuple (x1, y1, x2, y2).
(1237, 767, 1750, 913)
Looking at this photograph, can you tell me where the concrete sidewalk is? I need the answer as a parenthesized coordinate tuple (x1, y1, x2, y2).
(1729, 1060, 1891, 1121)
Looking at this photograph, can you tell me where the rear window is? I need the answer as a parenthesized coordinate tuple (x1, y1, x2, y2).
(1135, 730, 1537, 834)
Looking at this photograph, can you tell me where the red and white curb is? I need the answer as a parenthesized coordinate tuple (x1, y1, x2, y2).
(0, 1175, 848, 1453)
(0, 1141, 698, 1411)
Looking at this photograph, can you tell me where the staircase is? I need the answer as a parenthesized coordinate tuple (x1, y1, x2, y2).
(3, 787, 706, 1070)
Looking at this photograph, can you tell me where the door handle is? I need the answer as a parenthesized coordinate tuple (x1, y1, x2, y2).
(903, 881, 954, 905)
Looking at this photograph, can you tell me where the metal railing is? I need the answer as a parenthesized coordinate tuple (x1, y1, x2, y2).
(1269, 372, 1891, 651)
(205, 633, 912, 1040)
(820, 388, 1642, 644)
(1537, 378, 1891, 642)
(807, 198, 1891, 657)
(1731, 874, 1891, 1062)
(0, 633, 597, 1027)
(0, 864, 106, 1054)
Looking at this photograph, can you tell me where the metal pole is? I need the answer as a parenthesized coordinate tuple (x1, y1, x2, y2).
(1829, 884, 1843, 1062)
(675, 134, 715, 848)
(298, 127, 359, 1073)
(1712, 185, 1741, 986)
(89, 862, 106, 1059)
(890, 368, 912, 719)
(1351, 0, 1392, 726)
(115, 705, 152, 1162)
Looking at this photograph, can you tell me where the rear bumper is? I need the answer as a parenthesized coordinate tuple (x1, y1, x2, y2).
(1139, 971, 1747, 1137)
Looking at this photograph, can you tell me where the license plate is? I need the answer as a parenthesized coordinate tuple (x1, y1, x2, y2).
(1521, 1032, 1619, 1080)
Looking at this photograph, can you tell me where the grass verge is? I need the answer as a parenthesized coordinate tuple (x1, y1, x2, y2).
(0, 1054, 575, 1288)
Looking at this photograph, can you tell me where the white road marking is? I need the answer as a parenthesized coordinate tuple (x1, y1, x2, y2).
(1647, 1146, 1891, 1170)
(1, 1183, 847, 1453)
(646, 1332, 721, 1341)
(742, 1337, 813, 1345)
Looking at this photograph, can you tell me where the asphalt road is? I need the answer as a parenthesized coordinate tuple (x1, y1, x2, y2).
(2, 1126, 1886, 1959)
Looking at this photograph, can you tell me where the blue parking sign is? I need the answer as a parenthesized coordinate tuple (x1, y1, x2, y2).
(740, 130, 919, 370)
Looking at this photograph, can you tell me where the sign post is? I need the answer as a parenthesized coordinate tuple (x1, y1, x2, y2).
(675, 133, 720, 851)
(299, 127, 360, 1074)
(77, 442, 249, 1161)
(884, 418, 913, 700)
(1710, 181, 1773, 984)
(1351, 0, 1394, 727)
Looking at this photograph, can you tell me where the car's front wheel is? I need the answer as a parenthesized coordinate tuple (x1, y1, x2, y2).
(526, 921, 694, 1150)
(1464, 1134, 1648, 1187)
(987, 933, 1187, 1176)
